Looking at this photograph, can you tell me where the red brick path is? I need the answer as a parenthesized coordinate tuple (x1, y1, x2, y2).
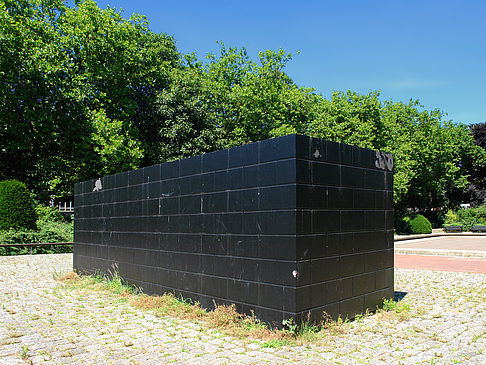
(395, 254, 486, 274)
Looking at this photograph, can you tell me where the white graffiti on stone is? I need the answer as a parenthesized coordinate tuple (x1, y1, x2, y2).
(93, 178, 102, 192)
(375, 151, 393, 171)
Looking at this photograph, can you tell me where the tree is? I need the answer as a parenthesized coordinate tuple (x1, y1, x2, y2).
(464, 122, 486, 205)
(0, 0, 180, 199)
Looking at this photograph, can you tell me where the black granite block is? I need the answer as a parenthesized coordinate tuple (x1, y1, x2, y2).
(311, 256, 341, 282)
(339, 296, 364, 318)
(312, 162, 340, 186)
(75, 135, 393, 326)
(309, 137, 327, 162)
(341, 166, 365, 188)
(364, 251, 386, 272)
(161, 160, 180, 180)
(242, 165, 258, 188)
(341, 254, 365, 277)
(327, 277, 353, 303)
(309, 234, 326, 259)
(228, 168, 242, 190)
(229, 235, 259, 257)
(328, 187, 353, 210)
(260, 259, 296, 286)
(276, 159, 296, 185)
(228, 279, 259, 305)
(341, 211, 366, 232)
(257, 162, 277, 186)
(259, 134, 296, 163)
(366, 170, 386, 190)
(340, 143, 353, 166)
(228, 142, 258, 168)
(74, 183, 81, 196)
(355, 189, 376, 209)
(325, 141, 341, 164)
(297, 185, 327, 209)
(201, 276, 228, 299)
(258, 283, 284, 310)
(385, 172, 393, 190)
(180, 195, 201, 214)
(128, 168, 143, 186)
(353, 272, 376, 296)
(327, 233, 354, 256)
(365, 211, 385, 231)
(358, 147, 376, 170)
(203, 149, 228, 172)
(228, 189, 258, 212)
(202, 234, 228, 255)
(296, 159, 311, 184)
(115, 172, 128, 188)
(128, 185, 142, 201)
(313, 211, 341, 233)
(260, 236, 296, 261)
(202, 192, 227, 213)
(260, 185, 295, 210)
(127, 201, 142, 216)
(159, 197, 178, 215)
(386, 191, 394, 210)
(294, 134, 310, 159)
(364, 289, 387, 311)
(296, 210, 312, 235)
(143, 164, 161, 183)
(180, 155, 201, 177)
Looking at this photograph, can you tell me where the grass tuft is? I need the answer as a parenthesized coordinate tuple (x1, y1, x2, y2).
(59, 271, 409, 345)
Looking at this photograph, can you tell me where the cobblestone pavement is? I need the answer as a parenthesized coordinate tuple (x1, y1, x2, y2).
(0, 254, 485, 364)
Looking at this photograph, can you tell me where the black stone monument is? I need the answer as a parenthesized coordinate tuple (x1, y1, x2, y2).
(74, 134, 394, 325)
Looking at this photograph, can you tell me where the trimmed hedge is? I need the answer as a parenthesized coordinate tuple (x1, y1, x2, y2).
(0, 180, 37, 231)
(409, 214, 432, 234)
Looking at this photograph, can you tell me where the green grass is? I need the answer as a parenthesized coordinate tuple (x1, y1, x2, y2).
(58, 271, 411, 345)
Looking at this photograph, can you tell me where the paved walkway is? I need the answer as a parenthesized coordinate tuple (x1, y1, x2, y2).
(0, 254, 485, 364)
(395, 236, 486, 257)
(395, 254, 486, 274)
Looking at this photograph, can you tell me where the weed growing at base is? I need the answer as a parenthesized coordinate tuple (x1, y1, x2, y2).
(57, 271, 410, 345)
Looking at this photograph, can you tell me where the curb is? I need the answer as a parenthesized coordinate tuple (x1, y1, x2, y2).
(394, 232, 486, 242)
(395, 248, 486, 258)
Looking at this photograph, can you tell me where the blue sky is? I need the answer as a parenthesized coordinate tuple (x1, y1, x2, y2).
(90, 0, 485, 125)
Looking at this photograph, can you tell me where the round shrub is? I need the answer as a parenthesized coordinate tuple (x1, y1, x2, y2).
(409, 214, 432, 234)
(0, 180, 37, 231)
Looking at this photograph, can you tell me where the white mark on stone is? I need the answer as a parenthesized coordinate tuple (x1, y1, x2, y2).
(93, 178, 102, 192)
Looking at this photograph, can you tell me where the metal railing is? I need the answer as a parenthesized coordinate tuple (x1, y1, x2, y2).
(0, 242, 73, 254)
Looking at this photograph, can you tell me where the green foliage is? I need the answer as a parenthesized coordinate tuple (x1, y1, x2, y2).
(0, 203, 73, 255)
(0, 180, 37, 231)
(1, 0, 484, 216)
(0, 0, 179, 197)
(409, 214, 432, 234)
(395, 216, 411, 234)
(454, 205, 486, 231)
(444, 209, 460, 225)
(35, 205, 66, 224)
(443, 205, 486, 230)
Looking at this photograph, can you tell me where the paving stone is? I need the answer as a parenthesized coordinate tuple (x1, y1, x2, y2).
(0, 254, 485, 364)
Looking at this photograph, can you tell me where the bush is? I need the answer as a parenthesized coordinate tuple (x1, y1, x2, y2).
(0, 180, 37, 231)
(394, 214, 411, 234)
(409, 214, 432, 234)
(456, 205, 486, 231)
(0, 220, 73, 256)
(35, 205, 67, 224)
(0, 203, 73, 256)
(444, 205, 486, 231)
